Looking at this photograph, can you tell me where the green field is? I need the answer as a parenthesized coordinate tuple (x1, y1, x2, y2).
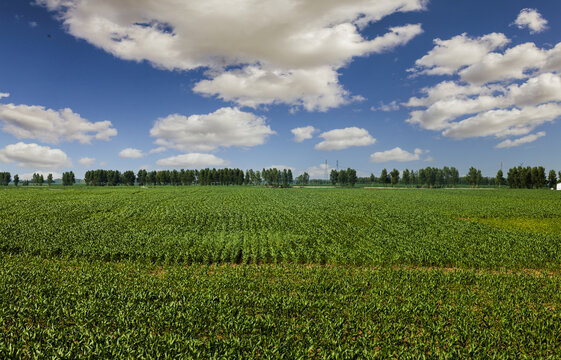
(1, 187, 561, 358)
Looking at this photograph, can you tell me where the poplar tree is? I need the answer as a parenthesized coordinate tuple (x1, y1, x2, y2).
(380, 169, 389, 186)
(496, 169, 505, 187)
(402, 169, 410, 186)
(330, 170, 338, 185)
(390, 169, 400, 186)
(347, 168, 357, 187)
(548, 170, 557, 189)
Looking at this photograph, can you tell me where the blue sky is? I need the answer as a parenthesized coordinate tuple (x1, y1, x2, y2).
(1, 0, 560, 179)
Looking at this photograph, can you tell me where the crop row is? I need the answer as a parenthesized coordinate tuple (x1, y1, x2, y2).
(1, 255, 560, 359)
(1, 187, 560, 268)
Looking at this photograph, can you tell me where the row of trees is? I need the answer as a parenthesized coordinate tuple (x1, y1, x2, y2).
(62, 171, 76, 186)
(0, 172, 58, 186)
(330, 169, 358, 187)
(364, 166, 558, 188)
(365, 167, 462, 187)
(2, 166, 561, 189)
(84, 170, 135, 186)
(0, 172, 11, 186)
(83, 168, 296, 187)
(505, 166, 560, 189)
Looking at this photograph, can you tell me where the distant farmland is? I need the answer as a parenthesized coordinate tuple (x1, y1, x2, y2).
(1, 187, 561, 358)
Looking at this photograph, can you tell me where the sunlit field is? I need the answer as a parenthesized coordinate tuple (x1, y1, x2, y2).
(1, 187, 561, 358)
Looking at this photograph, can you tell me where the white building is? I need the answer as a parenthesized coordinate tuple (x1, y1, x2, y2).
(557, 183, 561, 191)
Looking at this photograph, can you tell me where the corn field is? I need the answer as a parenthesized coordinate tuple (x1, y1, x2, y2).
(1, 187, 561, 358)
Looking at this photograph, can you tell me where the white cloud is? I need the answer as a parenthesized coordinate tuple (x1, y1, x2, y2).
(0, 93, 9, 100)
(0, 96, 117, 144)
(403, 81, 499, 108)
(459, 42, 547, 85)
(408, 33, 509, 75)
(507, 72, 561, 106)
(495, 131, 546, 149)
(38, 0, 425, 111)
(406, 73, 561, 131)
(371, 100, 399, 112)
(78, 157, 96, 166)
(29, 21, 38, 28)
(119, 148, 144, 159)
(315, 127, 376, 151)
(150, 107, 275, 152)
(193, 25, 422, 111)
(156, 153, 228, 168)
(194, 66, 353, 112)
(19, 171, 62, 181)
(514, 8, 548, 34)
(405, 34, 561, 144)
(149, 146, 166, 154)
(305, 163, 334, 179)
(0, 142, 71, 169)
(370, 147, 425, 162)
(442, 103, 561, 139)
(291, 126, 317, 143)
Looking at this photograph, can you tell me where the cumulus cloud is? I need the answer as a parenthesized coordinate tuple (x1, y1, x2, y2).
(315, 127, 376, 151)
(150, 107, 275, 152)
(405, 34, 561, 145)
(495, 131, 546, 149)
(156, 153, 228, 168)
(406, 73, 561, 131)
(78, 157, 96, 166)
(514, 8, 548, 34)
(0, 96, 117, 144)
(0, 142, 71, 169)
(194, 66, 353, 112)
(291, 126, 317, 143)
(119, 148, 144, 159)
(305, 163, 334, 179)
(371, 100, 400, 112)
(193, 25, 423, 111)
(37, 0, 425, 111)
(408, 33, 509, 75)
(442, 104, 561, 139)
(370, 147, 425, 162)
(149, 147, 166, 154)
(459, 42, 547, 84)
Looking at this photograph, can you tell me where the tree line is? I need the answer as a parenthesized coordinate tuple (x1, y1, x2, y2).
(355, 166, 560, 189)
(84, 168, 295, 187)
(0, 172, 75, 186)
(363, 167, 462, 187)
(330, 168, 358, 187)
(505, 166, 560, 189)
(1, 166, 560, 189)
